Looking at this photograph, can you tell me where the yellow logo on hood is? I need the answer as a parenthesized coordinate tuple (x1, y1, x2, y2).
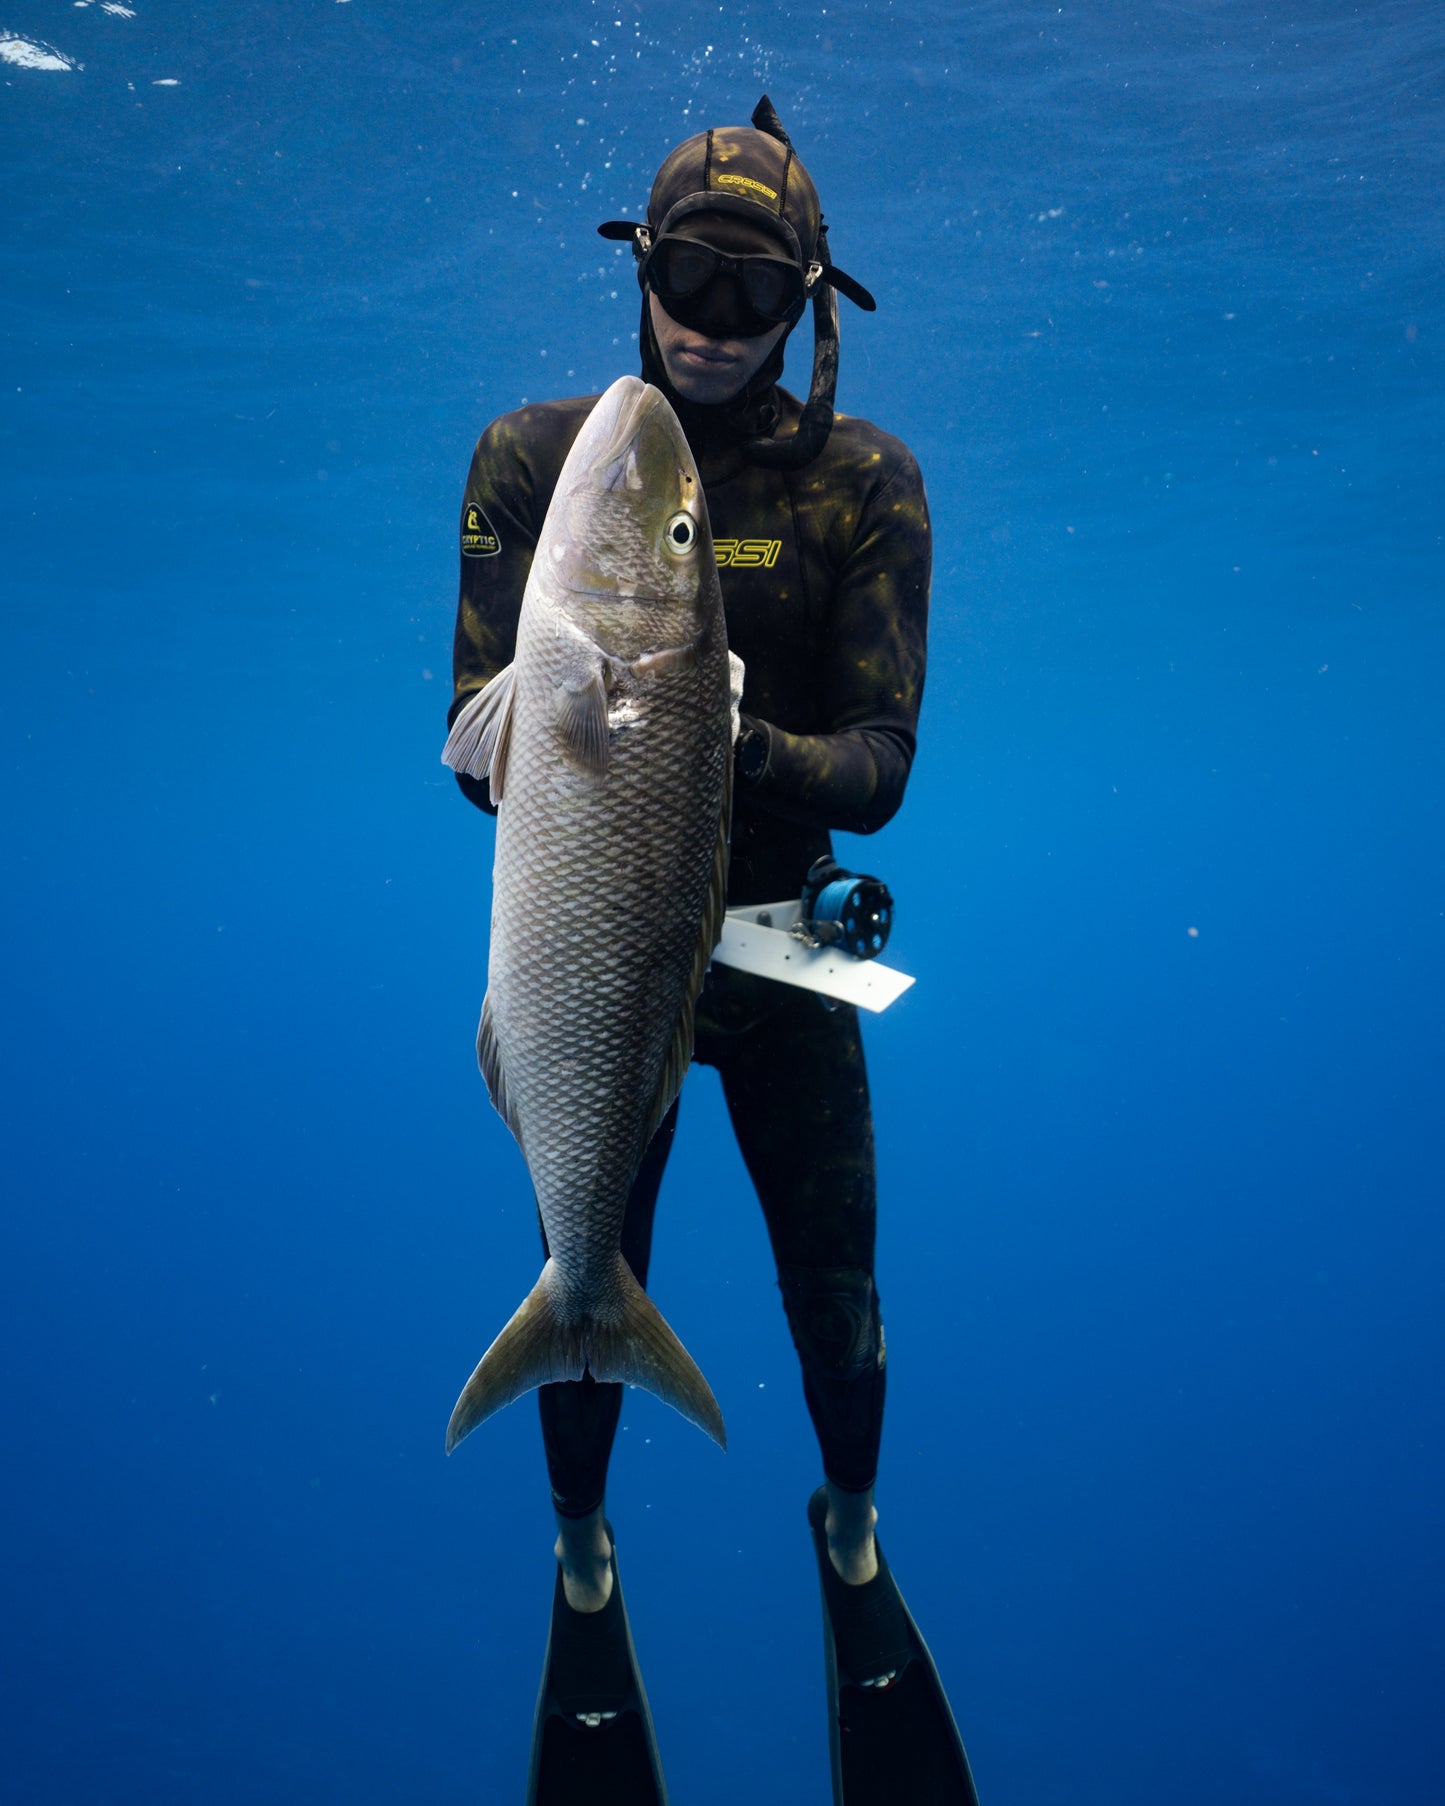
(713, 172, 779, 203)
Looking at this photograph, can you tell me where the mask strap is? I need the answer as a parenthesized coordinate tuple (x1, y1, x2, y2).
(741, 97, 838, 469)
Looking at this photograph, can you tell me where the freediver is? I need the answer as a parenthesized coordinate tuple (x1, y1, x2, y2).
(448, 97, 980, 1806)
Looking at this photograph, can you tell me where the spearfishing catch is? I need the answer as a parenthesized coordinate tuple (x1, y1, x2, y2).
(445, 97, 968, 1806)
(442, 374, 739, 1455)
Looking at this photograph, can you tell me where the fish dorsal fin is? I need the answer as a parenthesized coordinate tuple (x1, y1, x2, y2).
(552, 656, 610, 775)
(442, 663, 516, 805)
(643, 740, 733, 1147)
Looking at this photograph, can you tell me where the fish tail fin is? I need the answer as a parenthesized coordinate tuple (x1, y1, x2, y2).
(587, 1254, 727, 1450)
(445, 1256, 727, 1454)
(445, 1260, 583, 1453)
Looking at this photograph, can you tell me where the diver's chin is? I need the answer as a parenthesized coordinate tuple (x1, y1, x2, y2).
(659, 338, 747, 394)
(668, 362, 749, 405)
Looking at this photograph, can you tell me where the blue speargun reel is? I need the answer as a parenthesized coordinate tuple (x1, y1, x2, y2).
(799, 857, 895, 961)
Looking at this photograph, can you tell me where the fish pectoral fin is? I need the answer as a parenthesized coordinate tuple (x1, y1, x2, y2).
(441, 662, 517, 804)
(551, 656, 610, 775)
(728, 650, 746, 744)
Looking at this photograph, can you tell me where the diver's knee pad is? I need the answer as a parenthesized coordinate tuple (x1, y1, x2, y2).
(776, 1264, 885, 1383)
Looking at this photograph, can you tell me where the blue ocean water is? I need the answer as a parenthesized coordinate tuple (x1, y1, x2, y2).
(4, 2, 1442, 1801)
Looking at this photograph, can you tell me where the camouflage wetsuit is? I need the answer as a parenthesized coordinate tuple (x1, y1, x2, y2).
(450, 376, 930, 1507)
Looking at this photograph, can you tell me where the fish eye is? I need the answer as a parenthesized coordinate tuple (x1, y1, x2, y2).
(663, 511, 697, 555)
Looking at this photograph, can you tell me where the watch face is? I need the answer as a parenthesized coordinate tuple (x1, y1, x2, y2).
(737, 722, 769, 781)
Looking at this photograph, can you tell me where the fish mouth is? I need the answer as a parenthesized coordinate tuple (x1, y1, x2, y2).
(555, 377, 702, 602)
(588, 377, 664, 483)
(564, 579, 670, 604)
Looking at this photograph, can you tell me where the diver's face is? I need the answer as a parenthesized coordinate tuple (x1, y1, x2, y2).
(647, 214, 791, 405)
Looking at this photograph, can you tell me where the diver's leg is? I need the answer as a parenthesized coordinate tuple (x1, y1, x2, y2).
(715, 987, 980, 1796)
(538, 1099, 679, 1610)
(822, 1481, 880, 1585)
(714, 991, 886, 1581)
(553, 1505, 615, 1612)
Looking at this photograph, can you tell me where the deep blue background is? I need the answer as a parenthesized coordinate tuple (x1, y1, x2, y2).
(4, 3, 1442, 1802)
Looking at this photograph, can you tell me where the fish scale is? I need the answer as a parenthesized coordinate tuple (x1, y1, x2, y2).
(492, 638, 723, 1263)
(441, 376, 736, 1452)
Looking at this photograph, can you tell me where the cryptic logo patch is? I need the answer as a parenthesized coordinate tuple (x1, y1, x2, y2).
(461, 501, 501, 558)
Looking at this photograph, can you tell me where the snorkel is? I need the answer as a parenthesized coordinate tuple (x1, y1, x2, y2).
(740, 95, 845, 471)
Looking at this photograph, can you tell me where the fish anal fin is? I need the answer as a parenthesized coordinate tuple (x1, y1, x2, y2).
(442, 664, 516, 804)
(476, 993, 519, 1139)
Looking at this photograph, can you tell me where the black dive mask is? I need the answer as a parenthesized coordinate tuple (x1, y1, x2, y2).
(640, 231, 818, 340)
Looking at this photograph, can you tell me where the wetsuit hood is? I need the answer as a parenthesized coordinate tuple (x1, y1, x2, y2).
(603, 96, 873, 471)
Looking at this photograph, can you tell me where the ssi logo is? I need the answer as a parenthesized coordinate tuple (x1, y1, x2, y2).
(461, 502, 501, 558)
(714, 538, 782, 570)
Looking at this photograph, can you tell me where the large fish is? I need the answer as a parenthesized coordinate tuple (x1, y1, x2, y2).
(441, 376, 738, 1454)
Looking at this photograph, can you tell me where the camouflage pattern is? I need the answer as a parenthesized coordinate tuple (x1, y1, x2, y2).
(452, 382, 931, 906)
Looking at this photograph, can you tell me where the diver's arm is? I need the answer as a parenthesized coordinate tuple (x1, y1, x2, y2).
(739, 450, 931, 835)
(735, 714, 915, 835)
(449, 411, 558, 814)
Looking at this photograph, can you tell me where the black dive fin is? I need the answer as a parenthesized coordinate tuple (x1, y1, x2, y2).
(527, 1524, 667, 1806)
(808, 1487, 982, 1806)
